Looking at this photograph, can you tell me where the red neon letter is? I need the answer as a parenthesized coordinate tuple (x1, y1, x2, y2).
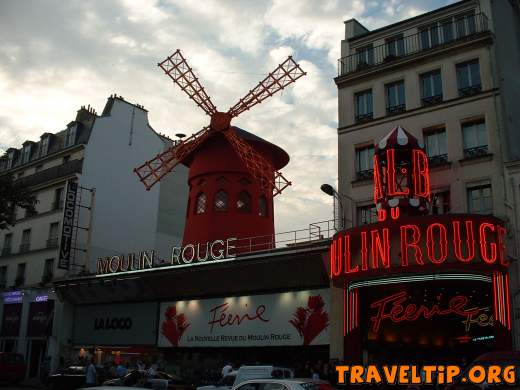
(343, 235, 358, 274)
(373, 154, 384, 203)
(412, 149, 430, 199)
(452, 220, 475, 263)
(371, 228, 390, 269)
(400, 224, 423, 266)
(330, 238, 341, 277)
(426, 223, 448, 264)
(361, 231, 368, 271)
(497, 225, 507, 266)
(386, 149, 409, 196)
(479, 223, 497, 264)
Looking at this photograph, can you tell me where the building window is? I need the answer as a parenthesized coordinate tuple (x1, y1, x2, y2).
(65, 127, 76, 147)
(0, 266, 7, 288)
(424, 128, 448, 165)
(258, 196, 268, 217)
(53, 187, 64, 210)
(47, 222, 59, 248)
(2, 233, 12, 256)
(21, 145, 31, 164)
(355, 89, 373, 122)
(431, 191, 451, 215)
(455, 12, 476, 38)
(214, 190, 228, 212)
(420, 70, 443, 105)
(237, 191, 251, 214)
(20, 229, 31, 253)
(195, 192, 207, 214)
(15, 263, 25, 286)
(355, 145, 374, 180)
(40, 136, 49, 157)
(356, 45, 374, 68)
(386, 80, 405, 115)
(441, 19, 454, 42)
(42, 259, 54, 282)
(467, 184, 492, 215)
(462, 119, 488, 158)
(385, 34, 405, 58)
(456, 59, 481, 96)
(419, 23, 440, 49)
(357, 204, 377, 225)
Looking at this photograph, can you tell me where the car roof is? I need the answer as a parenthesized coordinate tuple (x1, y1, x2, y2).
(237, 379, 314, 385)
(89, 387, 150, 390)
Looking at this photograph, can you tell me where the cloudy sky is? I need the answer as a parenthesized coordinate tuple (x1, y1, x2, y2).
(0, 0, 454, 233)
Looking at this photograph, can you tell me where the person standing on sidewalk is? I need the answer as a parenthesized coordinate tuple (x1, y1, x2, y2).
(85, 358, 97, 387)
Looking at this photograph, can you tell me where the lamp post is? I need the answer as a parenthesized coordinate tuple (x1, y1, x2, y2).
(321, 184, 354, 231)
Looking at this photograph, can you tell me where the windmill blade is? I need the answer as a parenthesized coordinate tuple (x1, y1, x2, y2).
(224, 129, 291, 196)
(227, 56, 306, 118)
(158, 50, 217, 116)
(134, 127, 211, 190)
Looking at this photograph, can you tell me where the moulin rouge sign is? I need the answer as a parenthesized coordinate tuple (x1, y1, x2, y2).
(330, 127, 508, 280)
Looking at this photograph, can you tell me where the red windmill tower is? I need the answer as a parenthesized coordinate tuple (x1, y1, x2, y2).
(134, 50, 306, 250)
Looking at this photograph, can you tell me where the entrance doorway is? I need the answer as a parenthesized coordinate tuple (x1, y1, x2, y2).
(27, 339, 47, 378)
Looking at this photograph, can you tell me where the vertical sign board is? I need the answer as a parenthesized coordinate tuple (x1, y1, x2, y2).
(58, 181, 78, 270)
(1, 303, 22, 337)
(27, 300, 55, 337)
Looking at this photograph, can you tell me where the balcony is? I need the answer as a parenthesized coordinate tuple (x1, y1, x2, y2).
(428, 154, 449, 166)
(355, 112, 373, 123)
(46, 238, 59, 248)
(464, 145, 489, 159)
(387, 104, 406, 116)
(338, 13, 489, 77)
(356, 169, 374, 181)
(459, 84, 482, 97)
(52, 200, 64, 210)
(14, 276, 24, 287)
(1, 247, 11, 256)
(421, 94, 443, 106)
(19, 243, 30, 253)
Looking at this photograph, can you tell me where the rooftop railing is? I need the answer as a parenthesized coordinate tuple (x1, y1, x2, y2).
(338, 13, 489, 77)
(234, 219, 336, 255)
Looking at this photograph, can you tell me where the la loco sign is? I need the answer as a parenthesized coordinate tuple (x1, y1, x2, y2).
(330, 214, 507, 280)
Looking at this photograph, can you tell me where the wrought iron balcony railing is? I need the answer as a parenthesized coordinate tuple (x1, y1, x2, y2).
(46, 238, 59, 248)
(338, 13, 489, 76)
(1, 247, 11, 256)
(19, 243, 30, 253)
(464, 145, 489, 159)
(421, 94, 443, 106)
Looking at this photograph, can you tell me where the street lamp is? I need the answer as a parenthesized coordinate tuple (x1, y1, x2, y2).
(321, 184, 346, 231)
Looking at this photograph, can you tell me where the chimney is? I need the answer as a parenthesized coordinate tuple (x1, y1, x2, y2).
(76, 104, 97, 128)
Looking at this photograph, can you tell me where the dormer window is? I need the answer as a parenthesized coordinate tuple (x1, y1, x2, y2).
(40, 136, 49, 156)
(7, 151, 15, 169)
(65, 127, 77, 147)
(22, 144, 32, 164)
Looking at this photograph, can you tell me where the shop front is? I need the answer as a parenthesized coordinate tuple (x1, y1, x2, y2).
(72, 302, 160, 366)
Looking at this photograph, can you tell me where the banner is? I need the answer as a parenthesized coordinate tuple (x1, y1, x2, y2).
(27, 300, 54, 337)
(1, 303, 22, 337)
(73, 302, 158, 345)
(58, 181, 78, 270)
(158, 289, 330, 348)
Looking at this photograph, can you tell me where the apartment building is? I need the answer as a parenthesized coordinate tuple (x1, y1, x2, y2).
(334, 0, 520, 356)
(0, 95, 188, 377)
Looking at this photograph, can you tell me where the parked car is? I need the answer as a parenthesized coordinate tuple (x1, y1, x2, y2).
(231, 378, 322, 390)
(0, 352, 26, 384)
(197, 366, 294, 390)
(103, 369, 195, 390)
(84, 387, 150, 390)
(47, 365, 86, 390)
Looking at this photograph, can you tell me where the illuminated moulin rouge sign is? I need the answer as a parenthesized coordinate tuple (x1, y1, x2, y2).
(330, 126, 508, 279)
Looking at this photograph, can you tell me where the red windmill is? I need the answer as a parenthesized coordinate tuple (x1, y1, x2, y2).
(134, 50, 306, 249)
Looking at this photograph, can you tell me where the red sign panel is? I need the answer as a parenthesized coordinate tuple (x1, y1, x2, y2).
(330, 214, 507, 281)
(27, 300, 54, 337)
(1, 303, 22, 337)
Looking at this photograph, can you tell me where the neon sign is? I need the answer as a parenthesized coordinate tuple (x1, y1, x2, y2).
(96, 237, 237, 275)
(369, 291, 481, 333)
(330, 215, 507, 279)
